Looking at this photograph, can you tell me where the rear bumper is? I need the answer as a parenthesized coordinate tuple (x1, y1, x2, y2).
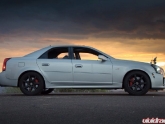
(0, 72, 17, 87)
(0, 72, 8, 86)
(0, 72, 3, 86)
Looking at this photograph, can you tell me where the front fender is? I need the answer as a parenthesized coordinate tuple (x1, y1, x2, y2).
(112, 64, 154, 85)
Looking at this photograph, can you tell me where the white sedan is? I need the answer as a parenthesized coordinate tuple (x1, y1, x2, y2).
(0, 45, 165, 95)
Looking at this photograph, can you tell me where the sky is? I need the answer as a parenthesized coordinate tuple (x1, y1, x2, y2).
(1, 0, 165, 71)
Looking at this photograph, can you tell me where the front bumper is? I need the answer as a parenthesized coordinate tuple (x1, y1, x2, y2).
(150, 72, 165, 89)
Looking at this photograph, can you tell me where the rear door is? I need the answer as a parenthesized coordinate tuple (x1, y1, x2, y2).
(37, 47, 73, 86)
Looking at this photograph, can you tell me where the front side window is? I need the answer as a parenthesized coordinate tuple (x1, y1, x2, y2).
(72, 47, 101, 61)
(39, 47, 70, 59)
(79, 53, 98, 60)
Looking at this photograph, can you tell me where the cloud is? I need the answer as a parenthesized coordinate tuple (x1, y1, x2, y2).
(1, 0, 165, 40)
(157, 62, 165, 66)
(1, 0, 165, 72)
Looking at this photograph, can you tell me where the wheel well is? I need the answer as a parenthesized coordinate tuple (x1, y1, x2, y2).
(122, 70, 151, 89)
(17, 71, 45, 88)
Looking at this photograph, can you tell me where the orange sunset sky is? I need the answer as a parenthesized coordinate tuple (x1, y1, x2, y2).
(1, 0, 165, 72)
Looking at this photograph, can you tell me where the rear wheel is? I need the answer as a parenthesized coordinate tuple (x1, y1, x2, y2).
(19, 72, 44, 95)
(124, 71, 150, 95)
(41, 88, 54, 95)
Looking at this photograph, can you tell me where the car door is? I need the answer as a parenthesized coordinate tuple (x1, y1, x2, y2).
(71, 47, 113, 86)
(91, 60, 113, 85)
(37, 47, 73, 86)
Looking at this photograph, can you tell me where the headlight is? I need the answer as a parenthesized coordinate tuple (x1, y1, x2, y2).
(151, 64, 165, 76)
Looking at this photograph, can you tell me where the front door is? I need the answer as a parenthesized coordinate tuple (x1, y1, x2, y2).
(71, 47, 112, 87)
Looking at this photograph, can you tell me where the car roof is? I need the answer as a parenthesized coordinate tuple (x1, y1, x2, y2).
(24, 45, 114, 59)
(50, 44, 91, 48)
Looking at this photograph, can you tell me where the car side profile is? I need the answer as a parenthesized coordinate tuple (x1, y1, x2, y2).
(0, 45, 165, 95)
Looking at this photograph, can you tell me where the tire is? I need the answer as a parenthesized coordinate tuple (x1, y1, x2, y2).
(19, 72, 44, 95)
(124, 71, 150, 95)
(41, 88, 54, 95)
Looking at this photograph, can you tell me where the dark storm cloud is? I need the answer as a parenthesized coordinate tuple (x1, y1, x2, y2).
(1, 0, 165, 39)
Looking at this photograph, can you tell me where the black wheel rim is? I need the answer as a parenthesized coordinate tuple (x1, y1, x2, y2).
(128, 74, 147, 92)
(22, 75, 40, 92)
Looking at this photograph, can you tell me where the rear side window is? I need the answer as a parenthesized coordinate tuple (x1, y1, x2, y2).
(39, 47, 70, 59)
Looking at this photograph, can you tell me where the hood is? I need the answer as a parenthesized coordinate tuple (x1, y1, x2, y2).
(111, 59, 150, 66)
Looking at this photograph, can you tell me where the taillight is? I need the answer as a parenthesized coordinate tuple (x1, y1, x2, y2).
(2, 58, 11, 71)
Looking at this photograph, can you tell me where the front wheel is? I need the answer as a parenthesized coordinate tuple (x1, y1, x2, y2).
(124, 71, 150, 95)
(19, 72, 44, 95)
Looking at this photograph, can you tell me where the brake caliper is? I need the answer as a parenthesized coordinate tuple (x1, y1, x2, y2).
(35, 79, 39, 83)
(129, 78, 134, 86)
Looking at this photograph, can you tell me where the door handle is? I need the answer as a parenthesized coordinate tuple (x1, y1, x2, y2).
(42, 63, 50, 66)
(75, 64, 83, 68)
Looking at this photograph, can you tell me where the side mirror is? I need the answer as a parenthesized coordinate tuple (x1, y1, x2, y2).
(98, 55, 108, 61)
